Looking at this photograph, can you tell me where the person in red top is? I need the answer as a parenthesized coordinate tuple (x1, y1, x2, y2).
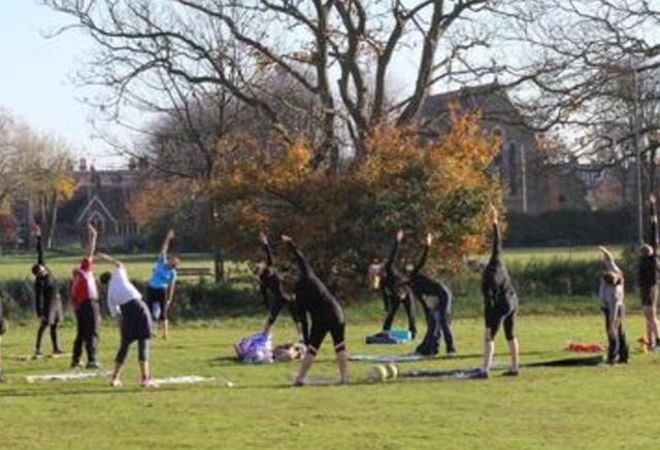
(70, 223, 101, 369)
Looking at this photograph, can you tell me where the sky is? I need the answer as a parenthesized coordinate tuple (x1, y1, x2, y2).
(0, 1, 421, 171)
(0, 0, 124, 168)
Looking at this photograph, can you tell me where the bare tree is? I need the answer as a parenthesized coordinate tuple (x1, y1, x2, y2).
(41, 0, 516, 173)
(0, 110, 76, 248)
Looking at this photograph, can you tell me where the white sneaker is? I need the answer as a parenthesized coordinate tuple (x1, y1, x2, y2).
(140, 377, 158, 388)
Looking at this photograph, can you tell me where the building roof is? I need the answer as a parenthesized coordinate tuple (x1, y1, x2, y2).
(58, 182, 136, 227)
(419, 82, 529, 130)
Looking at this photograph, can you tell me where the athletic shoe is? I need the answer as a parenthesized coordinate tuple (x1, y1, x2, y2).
(446, 350, 458, 359)
(70, 361, 83, 370)
(109, 378, 122, 388)
(140, 377, 158, 388)
(292, 377, 306, 387)
(502, 369, 520, 377)
(85, 361, 100, 370)
(0, 370, 5, 383)
(52, 349, 64, 355)
(32, 351, 44, 360)
(338, 376, 350, 386)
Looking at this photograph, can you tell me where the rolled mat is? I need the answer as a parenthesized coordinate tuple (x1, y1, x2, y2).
(521, 355, 604, 367)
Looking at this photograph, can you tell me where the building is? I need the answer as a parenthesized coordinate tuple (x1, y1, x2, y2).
(12, 160, 143, 249)
(419, 83, 589, 213)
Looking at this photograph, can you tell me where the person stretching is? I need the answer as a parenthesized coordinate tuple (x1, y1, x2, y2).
(282, 235, 348, 386)
(145, 230, 179, 340)
(378, 230, 417, 339)
(31, 224, 64, 359)
(638, 194, 660, 351)
(98, 253, 155, 388)
(406, 233, 456, 356)
(70, 223, 101, 369)
(257, 232, 302, 338)
(598, 246, 629, 364)
(0, 297, 6, 382)
(481, 206, 520, 377)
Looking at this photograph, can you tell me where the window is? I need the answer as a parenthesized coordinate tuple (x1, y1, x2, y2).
(508, 142, 518, 195)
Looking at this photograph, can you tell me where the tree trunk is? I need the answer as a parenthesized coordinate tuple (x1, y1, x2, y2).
(210, 201, 225, 284)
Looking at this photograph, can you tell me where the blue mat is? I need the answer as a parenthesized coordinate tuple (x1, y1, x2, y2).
(365, 330, 412, 345)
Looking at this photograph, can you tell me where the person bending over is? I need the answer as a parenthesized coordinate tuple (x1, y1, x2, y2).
(377, 229, 417, 339)
(257, 232, 302, 338)
(98, 253, 155, 388)
(598, 246, 629, 364)
(406, 233, 456, 357)
(30, 224, 63, 359)
(481, 206, 520, 377)
(145, 229, 179, 340)
(70, 223, 101, 369)
(638, 194, 660, 351)
(282, 235, 348, 386)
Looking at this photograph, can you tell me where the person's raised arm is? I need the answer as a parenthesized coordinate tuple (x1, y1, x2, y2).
(650, 194, 658, 253)
(33, 224, 44, 266)
(160, 229, 175, 260)
(490, 205, 502, 263)
(281, 235, 311, 277)
(412, 233, 432, 276)
(85, 223, 98, 261)
(96, 252, 122, 268)
(385, 229, 404, 272)
(598, 246, 621, 274)
(259, 232, 274, 267)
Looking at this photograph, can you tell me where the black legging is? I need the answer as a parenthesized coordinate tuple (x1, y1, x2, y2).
(382, 293, 417, 337)
(115, 338, 150, 364)
(35, 319, 60, 353)
(602, 306, 628, 364)
(72, 300, 100, 364)
(415, 296, 455, 355)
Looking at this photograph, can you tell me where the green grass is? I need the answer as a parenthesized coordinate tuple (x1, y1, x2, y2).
(0, 246, 623, 282)
(0, 253, 222, 282)
(498, 245, 626, 264)
(1, 314, 658, 449)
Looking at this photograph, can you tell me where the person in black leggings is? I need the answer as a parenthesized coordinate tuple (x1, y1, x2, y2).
(257, 232, 302, 338)
(638, 194, 660, 350)
(481, 206, 519, 377)
(404, 233, 456, 356)
(31, 224, 63, 358)
(378, 230, 417, 339)
(282, 235, 348, 386)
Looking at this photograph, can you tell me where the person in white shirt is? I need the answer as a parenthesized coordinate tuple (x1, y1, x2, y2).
(98, 253, 155, 387)
(597, 246, 629, 365)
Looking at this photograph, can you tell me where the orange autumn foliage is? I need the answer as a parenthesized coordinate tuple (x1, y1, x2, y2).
(212, 108, 504, 287)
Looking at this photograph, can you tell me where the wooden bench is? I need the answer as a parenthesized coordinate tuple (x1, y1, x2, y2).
(177, 267, 213, 277)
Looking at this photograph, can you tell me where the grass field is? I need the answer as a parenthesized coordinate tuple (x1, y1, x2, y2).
(0, 252, 218, 282)
(1, 313, 657, 450)
(0, 245, 625, 282)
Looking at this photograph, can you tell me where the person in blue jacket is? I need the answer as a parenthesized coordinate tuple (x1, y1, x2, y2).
(145, 229, 179, 340)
